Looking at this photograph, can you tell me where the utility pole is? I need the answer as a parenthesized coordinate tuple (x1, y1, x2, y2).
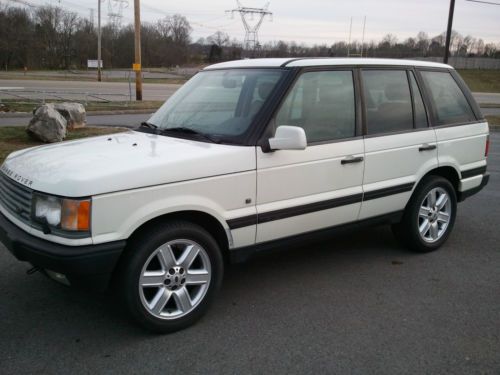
(360, 16, 366, 57)
(347, 17, 352, 57)
(97, 0, 102, 82)
(444, 0, 455, 64)
(134, 0, 142, 100)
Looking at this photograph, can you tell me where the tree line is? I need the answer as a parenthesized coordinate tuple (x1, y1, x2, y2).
(0, 4, 499, 71)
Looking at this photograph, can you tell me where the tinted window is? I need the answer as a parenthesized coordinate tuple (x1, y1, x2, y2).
(409, 72, 428, 128)
(363, 70, 413, 134)
(420, 71, 475, 125)
(275, 71, 355, 143)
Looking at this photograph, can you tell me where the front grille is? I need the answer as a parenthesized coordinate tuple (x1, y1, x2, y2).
(0, 172, 33, 224)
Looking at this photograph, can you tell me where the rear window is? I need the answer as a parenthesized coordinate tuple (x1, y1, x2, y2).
(420, 71, 475, 125)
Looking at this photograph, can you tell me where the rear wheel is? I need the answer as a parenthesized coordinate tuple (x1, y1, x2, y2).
(392, 176, 457, 253)
(120, 221, 223, 333)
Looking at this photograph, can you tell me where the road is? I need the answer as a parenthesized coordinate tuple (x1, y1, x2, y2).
(0, 79, 181, 102)
(1, 78, 500, 105)
(0, 135, 498, 373)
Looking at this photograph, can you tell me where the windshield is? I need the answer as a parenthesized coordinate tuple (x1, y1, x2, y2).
(147, 69, 284, 142)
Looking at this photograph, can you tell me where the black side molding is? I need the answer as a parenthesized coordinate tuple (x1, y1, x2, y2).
(363, 183, 414, 202)
(461, 165, 487, 179)
(227, 182, 414, 230)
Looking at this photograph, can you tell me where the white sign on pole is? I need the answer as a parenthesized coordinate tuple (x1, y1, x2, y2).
(87, 59, 103, 68)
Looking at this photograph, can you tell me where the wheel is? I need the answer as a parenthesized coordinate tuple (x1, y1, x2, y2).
(120, 221, 224, 333)
(392, 175, 457, 253)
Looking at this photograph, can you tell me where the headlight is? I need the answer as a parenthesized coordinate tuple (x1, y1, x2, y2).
(33, 194, 91, 232)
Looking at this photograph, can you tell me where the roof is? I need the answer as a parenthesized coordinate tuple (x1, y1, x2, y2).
(204, 57, 453, 70)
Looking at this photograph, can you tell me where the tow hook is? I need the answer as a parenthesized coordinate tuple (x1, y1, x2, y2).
(26, 266, 40, 275)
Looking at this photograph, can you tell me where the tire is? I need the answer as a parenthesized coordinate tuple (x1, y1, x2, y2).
(392, 175, 457, 253)
(120, 220, 224, 333)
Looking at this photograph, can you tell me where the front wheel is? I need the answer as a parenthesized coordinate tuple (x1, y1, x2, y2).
(120, 221, 223, 333)
(392, 176, 457, 253)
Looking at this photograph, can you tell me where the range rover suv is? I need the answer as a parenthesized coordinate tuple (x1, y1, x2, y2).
(0, 58, 489, 332)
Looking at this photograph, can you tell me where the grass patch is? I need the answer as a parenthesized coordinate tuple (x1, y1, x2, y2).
(0, 100, 163, 113)
(486, 115, 500, 126)
(0, 126, 127, 164)
(458, 70, 500, 93)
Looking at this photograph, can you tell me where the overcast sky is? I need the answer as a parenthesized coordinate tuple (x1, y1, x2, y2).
(43, 0, 500, 44)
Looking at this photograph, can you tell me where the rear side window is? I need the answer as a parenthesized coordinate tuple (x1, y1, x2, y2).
(420, 71, 475, 125)
(362, 70, 413, 135)
(275, 70, 355, 143)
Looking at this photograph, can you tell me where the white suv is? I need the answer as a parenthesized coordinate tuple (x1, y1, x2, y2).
(0, 58, 489, 332)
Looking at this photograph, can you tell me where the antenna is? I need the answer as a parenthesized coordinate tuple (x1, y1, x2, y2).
(226, 1, 272, 51)
(107, 0, 128, 28)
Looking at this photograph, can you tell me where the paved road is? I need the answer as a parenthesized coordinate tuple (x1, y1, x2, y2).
(0, 79, 181, 102)
(481, 107, 500, 116)
(0, 135, 499, 373)
(1, 78, 499, 105)
(473, 92, 500, 105)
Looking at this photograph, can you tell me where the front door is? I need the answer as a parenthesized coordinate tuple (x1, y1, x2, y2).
(255, 69, 365, 243)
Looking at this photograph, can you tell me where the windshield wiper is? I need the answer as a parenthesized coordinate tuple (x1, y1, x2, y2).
(159, 127, 221, 144)
(139, 121, 158, 129)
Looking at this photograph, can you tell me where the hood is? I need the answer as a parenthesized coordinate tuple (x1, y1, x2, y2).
(2, 131, 256, 197)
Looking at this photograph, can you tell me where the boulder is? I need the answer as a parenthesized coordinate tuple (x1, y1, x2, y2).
(53, 102, 86, 129)
(27, 104, 67, 143)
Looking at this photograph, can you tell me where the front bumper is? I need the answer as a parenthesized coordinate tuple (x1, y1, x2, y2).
(0, 211, 126, 291)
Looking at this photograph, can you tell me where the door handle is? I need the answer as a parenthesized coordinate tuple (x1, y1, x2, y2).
(341, 156, 364, 165)
(419, 144, 437, 152)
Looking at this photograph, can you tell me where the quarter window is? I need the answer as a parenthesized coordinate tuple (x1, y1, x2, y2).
(275, 71, 356, 143)
(420, 71, 475, 125)
(362, 70, 413, 135)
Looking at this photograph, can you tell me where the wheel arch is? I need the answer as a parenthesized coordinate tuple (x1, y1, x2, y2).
(127, 210, 231, 258)
(418, 165, 460, 195)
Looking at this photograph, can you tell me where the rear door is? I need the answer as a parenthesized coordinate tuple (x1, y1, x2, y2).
(418, 69, 488, 187)
(255, 69, 365, 243)
(359, 68, 438, 220)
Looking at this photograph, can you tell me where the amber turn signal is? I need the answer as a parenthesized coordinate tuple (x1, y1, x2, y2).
(61, 199, 91, 231)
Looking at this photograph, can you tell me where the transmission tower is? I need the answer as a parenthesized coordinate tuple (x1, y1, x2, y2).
(226, 1, 272, 51)
(107, 0, 128, 28)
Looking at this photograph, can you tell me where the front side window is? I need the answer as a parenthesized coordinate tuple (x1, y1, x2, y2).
(362, 70, 413, 135)
(148, 69, 284, 140)
(420, 71, 475, 125)
(274, 70, 356, 143)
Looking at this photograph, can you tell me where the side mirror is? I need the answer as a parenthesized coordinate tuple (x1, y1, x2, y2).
(267, 126, 307, 152)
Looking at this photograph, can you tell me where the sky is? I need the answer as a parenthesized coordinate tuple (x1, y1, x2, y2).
(28, 0, 500, 45)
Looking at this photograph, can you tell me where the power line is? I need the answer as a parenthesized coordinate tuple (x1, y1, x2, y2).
(465, 0, 500, 5)
(226, 1, 272, 51)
